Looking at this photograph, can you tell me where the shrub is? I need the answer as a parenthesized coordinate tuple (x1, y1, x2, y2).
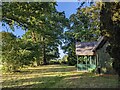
(49, 60, 60, 65)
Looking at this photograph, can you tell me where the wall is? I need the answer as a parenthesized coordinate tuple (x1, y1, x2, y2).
(96, 41, 115, 74)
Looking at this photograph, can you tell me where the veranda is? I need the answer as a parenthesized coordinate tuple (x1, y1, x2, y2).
(76, 42, 98, 71)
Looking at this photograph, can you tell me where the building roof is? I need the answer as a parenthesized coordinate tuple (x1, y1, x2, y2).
(92, 36, 108, 52)
(76, 41, 97, 56)
(75, 36, 108, 56)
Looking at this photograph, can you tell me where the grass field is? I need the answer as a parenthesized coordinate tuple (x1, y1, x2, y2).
(1, 65, 119, 88)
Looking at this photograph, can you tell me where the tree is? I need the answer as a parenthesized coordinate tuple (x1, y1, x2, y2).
(62, 3, 100, 65)
(100, 2, 120, 80)
(2, 2, 69, 65)
(1, 32, 22, 71)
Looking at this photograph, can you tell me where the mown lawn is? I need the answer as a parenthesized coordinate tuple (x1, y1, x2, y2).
(1, 65, 119, 88)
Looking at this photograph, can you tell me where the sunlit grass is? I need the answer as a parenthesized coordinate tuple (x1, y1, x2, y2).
(2, 65, 119, 88)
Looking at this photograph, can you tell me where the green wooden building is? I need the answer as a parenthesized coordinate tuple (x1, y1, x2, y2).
(92, 36, 114, 74)
(76, 41, 97, 71)
(76, 36, 114, 73)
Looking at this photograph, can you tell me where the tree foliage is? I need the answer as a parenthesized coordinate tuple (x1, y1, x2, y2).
(2, 32, 22, 71)
(2, 2, 69, 67)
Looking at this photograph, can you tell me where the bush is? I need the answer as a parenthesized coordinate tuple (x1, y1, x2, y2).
(67, 58, 77, 66)
(61, 60, 68, 64)
(49, 60, 60, 65)
(2, 63, 22, 72)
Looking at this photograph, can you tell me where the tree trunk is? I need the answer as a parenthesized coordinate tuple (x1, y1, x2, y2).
(118, 72, 120, 88)
(43, 43, 47, 65)
(118, 70, 120, 81)
(36, 59, 40, 66)
(42, 37, 47, 65)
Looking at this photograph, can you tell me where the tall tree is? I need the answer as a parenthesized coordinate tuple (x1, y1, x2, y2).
(2, 2, 69, 65)
(100, 2, 120, 80)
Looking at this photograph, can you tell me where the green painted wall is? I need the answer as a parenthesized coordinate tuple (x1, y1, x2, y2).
(96, 42, 114, 73)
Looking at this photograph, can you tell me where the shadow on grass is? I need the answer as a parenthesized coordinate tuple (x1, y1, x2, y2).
(2, 72, 87, 88)
(3, 75, 63, 88)
(2, 73, 119, 88)
(26, 67, 75, 73)
(4, 65, 76, 75)
(2, 65, 119, 88)
(2, 72, 105, 88)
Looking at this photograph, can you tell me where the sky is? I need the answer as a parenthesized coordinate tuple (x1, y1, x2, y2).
(2, 2, 81, 58)
(56, 2, 81, 18)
